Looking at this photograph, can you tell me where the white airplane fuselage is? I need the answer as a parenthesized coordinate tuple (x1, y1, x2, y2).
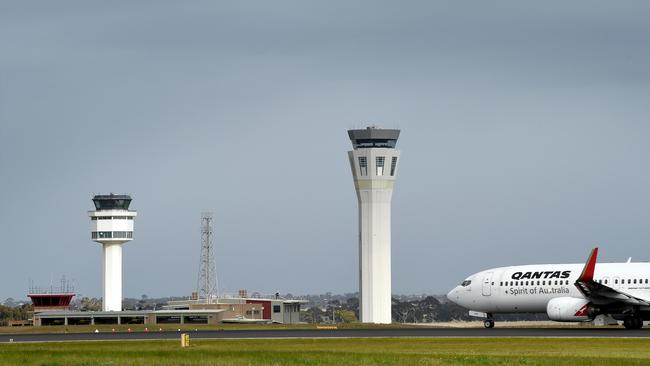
(447, 262, 650, 314)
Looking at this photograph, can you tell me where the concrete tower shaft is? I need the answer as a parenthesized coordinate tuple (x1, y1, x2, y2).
(89, 194, 137, 312)
(348, 127, 400, 324)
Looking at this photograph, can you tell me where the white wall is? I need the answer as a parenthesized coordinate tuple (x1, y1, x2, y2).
(349, 148, 400, 324)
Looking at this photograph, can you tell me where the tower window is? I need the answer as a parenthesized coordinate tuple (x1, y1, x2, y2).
(113, 231, 133, 239)
(376, 156, 385, 176)
(358, 157, 368, 176)
(390, 157, 398, 176)
(91, 231, 113, 239)
(91, 231, 132, 239)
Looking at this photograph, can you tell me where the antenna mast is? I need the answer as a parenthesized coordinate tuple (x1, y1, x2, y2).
(197, 212, 217, 303)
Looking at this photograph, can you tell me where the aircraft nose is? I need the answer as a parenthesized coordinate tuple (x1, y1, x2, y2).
(447, 287, 459, 303)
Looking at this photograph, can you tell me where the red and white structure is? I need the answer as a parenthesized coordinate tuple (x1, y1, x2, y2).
(89, 194, 137, 311)
(28, 278, 75, 312)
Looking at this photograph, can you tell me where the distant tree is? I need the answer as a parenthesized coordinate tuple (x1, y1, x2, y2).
(336, 309, 357, 323)
(0, 303, 32, 326)
(79, 297, 102, 311)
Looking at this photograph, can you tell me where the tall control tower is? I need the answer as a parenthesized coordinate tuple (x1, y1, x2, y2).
(89, 194, 137, 311)
(348, 127, 400, 323)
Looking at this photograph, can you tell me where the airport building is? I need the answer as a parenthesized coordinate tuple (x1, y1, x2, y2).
(165, 296, 305, 324)
(28, 281, 75, 313)
(28, 194, 306, 326)
(348, 127, 400, 323)
(32, 296, 305, 326)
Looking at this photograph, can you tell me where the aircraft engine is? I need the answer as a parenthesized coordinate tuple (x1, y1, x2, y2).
(546, 297, 593, 322)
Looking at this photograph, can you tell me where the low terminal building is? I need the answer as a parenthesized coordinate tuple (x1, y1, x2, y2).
(32, 296, 307, 326)
(164, 296, 306, 324)
(33, 309, 226, 326)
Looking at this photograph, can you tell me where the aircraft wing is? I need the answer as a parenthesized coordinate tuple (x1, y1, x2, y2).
(574, 247, 650, 306)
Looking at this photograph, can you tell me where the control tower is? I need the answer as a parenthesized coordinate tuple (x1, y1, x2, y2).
(348, 127, 400, 323)
(89, 194, 137, 311)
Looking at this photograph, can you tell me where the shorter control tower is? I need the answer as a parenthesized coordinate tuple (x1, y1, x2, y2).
(89, 194, 137, 311)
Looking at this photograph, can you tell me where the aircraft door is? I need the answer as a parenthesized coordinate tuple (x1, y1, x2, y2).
(482, 272, 492, 296)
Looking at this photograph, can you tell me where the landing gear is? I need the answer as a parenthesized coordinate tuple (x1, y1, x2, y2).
(483, 319, 495, 329)
(623, 317, 643, 330)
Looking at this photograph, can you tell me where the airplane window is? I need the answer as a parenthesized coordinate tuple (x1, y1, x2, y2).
(499, 282, 502, 286)
(537, 281, 540, 285)
(628, 279, 631, 284)
(461, 280, 471, 287)
(634, 279, 637, 284)
(615, 279, 618, 284)
(542, 281, 546, 285)
(554, 280, 558, 285)
(646, 279, 648, 284)
(525, 281, 529, 286)
(605, 280, 608, 284)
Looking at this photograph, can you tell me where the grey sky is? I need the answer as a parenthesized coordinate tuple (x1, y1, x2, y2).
(1, 1, 650, 300)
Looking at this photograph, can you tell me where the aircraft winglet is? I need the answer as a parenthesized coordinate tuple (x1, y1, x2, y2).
(577, 247, 598, 283)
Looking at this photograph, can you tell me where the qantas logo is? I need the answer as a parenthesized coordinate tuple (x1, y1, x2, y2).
(574, 304, 589, 317)
(511, 271, 571, 280)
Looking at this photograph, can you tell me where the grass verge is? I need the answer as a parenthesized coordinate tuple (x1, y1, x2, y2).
(2, 338, 650, 365)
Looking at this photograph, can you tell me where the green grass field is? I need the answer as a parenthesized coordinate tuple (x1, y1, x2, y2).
(2, 338, 650, 366)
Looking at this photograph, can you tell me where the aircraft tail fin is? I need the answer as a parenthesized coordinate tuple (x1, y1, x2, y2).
(577, 247, 598, 283)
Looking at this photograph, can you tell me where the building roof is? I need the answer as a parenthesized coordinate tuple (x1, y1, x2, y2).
(92, 194, 132, 210)
(348, 127, 400, 149)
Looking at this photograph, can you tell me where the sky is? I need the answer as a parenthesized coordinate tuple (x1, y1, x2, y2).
(1, 1, 650, 301)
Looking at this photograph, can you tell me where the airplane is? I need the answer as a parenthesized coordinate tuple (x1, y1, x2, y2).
(446, 248, 650, 329)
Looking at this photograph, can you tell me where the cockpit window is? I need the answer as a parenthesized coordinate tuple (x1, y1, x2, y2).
(461, 280, 471, 287)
